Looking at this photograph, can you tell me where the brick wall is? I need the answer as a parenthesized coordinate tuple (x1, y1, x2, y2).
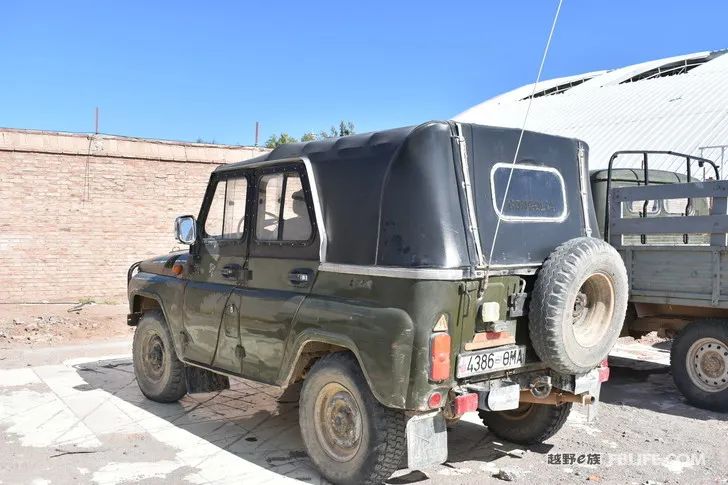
(0, 129, 268, 303)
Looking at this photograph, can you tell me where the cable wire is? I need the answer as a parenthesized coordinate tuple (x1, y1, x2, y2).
(485, 0, 564, 278)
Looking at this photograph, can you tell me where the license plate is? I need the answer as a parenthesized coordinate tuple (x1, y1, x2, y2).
(456, 345, 527, 378)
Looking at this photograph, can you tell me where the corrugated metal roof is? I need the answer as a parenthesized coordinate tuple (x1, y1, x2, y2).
(454, 50, 728, 176)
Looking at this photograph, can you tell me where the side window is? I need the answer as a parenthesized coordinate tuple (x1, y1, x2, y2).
(203, 177, 248, 239)
(623, 199, 660, 216)
(205, 183, 225, 237)
(223, 178, 247, 238)
(490, 163, 567, 221)
(256, 172, 312, 242)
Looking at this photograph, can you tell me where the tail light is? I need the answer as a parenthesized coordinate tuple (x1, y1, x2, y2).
(452, 392, 479, 415)
(430, 333, 451, 381)
(598, 358, 610, 383)
(427, 391, 443, 409)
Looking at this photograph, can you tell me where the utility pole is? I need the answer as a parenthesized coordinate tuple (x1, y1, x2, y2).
(255, 121, 259, 146)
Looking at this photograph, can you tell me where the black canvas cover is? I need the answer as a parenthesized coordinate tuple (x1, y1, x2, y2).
(461, 124, 596, 266)
(217, 121, 592, 270)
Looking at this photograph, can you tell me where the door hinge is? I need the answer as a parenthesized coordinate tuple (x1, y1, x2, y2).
(577, 144, 593, 237)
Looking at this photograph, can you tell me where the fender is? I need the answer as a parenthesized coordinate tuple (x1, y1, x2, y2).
(128, 272, 188, 361)
(279, 330, 384, 397)
(279, 299, 416, 409)
(129, 289, 168, 322)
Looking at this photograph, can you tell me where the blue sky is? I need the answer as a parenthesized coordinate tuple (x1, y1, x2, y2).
(2, 1, 726, 145)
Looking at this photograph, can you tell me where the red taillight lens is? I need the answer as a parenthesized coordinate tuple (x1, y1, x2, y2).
(430, 333, 451, 381)
(598, 358, 610, 383)
(428, 391, 443, 409)
(452, 393, 479, 415)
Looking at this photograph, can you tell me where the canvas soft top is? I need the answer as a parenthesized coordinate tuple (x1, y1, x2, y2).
(216, 121, 593, 270)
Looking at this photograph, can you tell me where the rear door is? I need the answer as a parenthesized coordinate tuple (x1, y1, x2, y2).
(229, 162, 320, 384)
(182, 172, 251, 367)
(463, 124, 589, 266)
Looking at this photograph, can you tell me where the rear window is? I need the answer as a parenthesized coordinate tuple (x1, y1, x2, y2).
(490, 163, 567, 221)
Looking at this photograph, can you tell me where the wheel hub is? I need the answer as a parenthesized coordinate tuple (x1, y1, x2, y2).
(573, 292, 588, 321)
(143, 334, 165, 381)
(314, 383, 362, 462)
(571, 272, 615, 347)
(686, 338, 728, 392)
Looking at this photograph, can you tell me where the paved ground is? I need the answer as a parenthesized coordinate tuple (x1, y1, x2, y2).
(0, 337, 726, 485)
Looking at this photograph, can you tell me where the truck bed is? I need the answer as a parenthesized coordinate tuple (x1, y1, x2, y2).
(608, 179, 728, 309)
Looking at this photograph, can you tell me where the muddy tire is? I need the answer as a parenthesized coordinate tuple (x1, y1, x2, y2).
(529, 237, 628, 374)
(132, 311, 187, 403)
(671, 320, 728, 412)
(299, 352, 406, 485)
(479, 403, 572, 445)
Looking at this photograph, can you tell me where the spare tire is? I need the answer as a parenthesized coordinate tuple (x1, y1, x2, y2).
(529, 237, 628, 374)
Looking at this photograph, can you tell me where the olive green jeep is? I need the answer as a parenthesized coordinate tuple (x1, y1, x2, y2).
(127, 121, 627, 484)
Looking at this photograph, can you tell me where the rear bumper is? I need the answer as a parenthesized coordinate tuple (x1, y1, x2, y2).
(448, 362, 608, 415)
(406, 364, 607, 470)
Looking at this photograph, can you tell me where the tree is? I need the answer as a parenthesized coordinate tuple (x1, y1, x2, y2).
(265, 121, 356, 148)
(265, 133, 299, 148)
(319, 120, 355, 139)
(338, 120, 355, 136)
(300, 132, 317, 142)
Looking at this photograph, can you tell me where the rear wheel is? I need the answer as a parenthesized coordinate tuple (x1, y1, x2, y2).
(132, 311, 187, 403)
(479, 403, 572, 445)
(671, 320, 728, 412)
(529, 237, 628, 374)
(299, 353, 406, 485)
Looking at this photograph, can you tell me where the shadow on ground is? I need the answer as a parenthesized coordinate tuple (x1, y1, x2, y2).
(74, 358, 321, 482)
(71, 357, 542, 484)
(601, 359, 728, 422)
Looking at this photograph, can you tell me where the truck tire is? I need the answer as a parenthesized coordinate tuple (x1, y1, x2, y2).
(479, 403, 572, 445)
(299, 352, 406, 485)
(529, 237, 628, 374)
(671, 320, 728, 412)
(132, 311, 187, 403)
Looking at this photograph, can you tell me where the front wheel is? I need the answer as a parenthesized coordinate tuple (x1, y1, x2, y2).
(132, 311, 187, 403)
(479, 402, 572, 445)
(671, 320, 728, 412)
(299, 353, 406, 485)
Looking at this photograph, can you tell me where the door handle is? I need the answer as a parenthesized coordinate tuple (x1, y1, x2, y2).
(288, 269, 314, 286)
(221, 264, 252, 282)
(221, 264, 241, 279)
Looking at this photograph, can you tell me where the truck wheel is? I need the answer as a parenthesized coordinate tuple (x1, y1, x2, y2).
(529, 237, 628, 374)
(671, 320, 728, 412)
(299, 352, 406, 485)
(479, 403, 572, 445)
(132, 311, 187, 403)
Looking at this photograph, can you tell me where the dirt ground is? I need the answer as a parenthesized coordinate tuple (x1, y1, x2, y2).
(0, 305, 726, 485)
(0, 303, 132, 348)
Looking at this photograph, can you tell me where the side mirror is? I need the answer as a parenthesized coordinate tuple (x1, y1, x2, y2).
(175, 215, 197, 245)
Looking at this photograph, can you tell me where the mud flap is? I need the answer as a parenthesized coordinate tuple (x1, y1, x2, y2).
(185, 366, 230, 394)
(575, 369, 602, 423)
(406, 411, 448, 470)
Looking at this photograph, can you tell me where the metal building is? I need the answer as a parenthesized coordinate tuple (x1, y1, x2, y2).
(454, 50, 728, 176)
